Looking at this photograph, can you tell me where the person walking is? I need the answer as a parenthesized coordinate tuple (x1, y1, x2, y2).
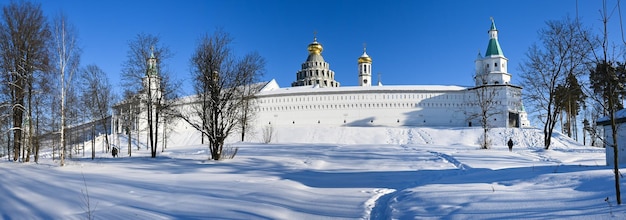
(507, 138, 514, 152)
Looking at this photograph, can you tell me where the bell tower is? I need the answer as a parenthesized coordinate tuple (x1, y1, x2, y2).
(358, 45, 372, 86)
(475, 18, 511, 86)
(143, 46, 161, 98)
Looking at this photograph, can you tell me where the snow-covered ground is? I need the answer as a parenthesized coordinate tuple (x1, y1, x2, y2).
(1, 126, 624, 219)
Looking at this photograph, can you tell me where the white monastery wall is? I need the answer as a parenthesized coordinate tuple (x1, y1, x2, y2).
(256, 89, 470, 127)
(254, 84, 527, 128)
(111, 18, 531, 146)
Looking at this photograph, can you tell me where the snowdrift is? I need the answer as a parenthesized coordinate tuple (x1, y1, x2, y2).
(0, 126, 622, 219)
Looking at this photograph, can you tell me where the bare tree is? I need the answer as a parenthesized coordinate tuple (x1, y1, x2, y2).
(590, 61, 626, 205)
(466, 72, 502, 149)
(120, 33, 176, 158)
(182, 30, 265, 160)
(519, 17, 594, 149)
(114, 92, 140, 157)
(79, 64, 113, 159)
(580, 0, 621, 204)
(236, 52, 265, 142)
(0, 98, 10, 159)
(50, 12, 80, 166)
(32, 65, 55, 163)
(0, 1, 51, 162)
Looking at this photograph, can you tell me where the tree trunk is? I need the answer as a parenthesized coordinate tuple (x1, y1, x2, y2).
(127, 128, 131, 157)
(611, 119, 621, 204)
(7, 132, 10, 161)
(91, 125, 95, 160)
(136, 116, 140, 151)
(60, 79, 66, 166)
(34, 111, 40, 163)
(25, 84, 33, 162)
(161, 119, 167, 152)
(13, 104, 22, 162)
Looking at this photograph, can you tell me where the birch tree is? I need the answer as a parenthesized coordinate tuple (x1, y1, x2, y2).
(51, 12, 80, 166)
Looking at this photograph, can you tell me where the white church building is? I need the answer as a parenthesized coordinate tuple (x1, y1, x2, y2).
(253, 19, 529, 128)
(111, 19, 530, 142)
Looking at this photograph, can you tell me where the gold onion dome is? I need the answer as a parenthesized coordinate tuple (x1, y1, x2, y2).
(307, 38, 323, 55)
(358, 48, 372, 63)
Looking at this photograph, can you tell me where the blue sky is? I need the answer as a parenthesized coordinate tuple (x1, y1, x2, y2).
(20, 0, 626, 95)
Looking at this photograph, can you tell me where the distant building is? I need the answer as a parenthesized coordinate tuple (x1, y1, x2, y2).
(597, 109, 626, 166)
(111, 48, 161, 141)
(112, 19, 530, 144)
(254, 19, 530, 128)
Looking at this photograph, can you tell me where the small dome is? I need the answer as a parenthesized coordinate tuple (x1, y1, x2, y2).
(308, 38, 323, 55)
(358, 51, 372, 63)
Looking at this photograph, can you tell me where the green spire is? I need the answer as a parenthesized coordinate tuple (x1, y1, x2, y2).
(490, 17, 497, 30)
(486, 39, 503, 56)
(147, 46, 158, 76)
(485, 18, 503, 56)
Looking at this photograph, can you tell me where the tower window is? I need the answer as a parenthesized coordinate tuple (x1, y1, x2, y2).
(495, 63, 498, 67)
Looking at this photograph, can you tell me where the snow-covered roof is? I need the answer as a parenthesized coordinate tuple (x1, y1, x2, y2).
(135, 79, 470, 106)
(165, 80, 276, 106)
(597, 108, 626, 125)
(256, 80, 469, 97)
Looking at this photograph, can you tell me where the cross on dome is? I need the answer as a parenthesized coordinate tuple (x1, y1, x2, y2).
(358, 42, 372, 64)
(307, 31, 323, 55)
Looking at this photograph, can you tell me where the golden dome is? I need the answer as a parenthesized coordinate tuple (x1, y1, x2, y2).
(307, 38, 323, 55)
(358, 51, 372, 63)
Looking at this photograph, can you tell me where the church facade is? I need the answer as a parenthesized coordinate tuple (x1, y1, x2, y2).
(254, 19, 530, 128)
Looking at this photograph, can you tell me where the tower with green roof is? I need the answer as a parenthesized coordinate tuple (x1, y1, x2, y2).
(474, 18, 511, 86)
(143, 46, 162, 105)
